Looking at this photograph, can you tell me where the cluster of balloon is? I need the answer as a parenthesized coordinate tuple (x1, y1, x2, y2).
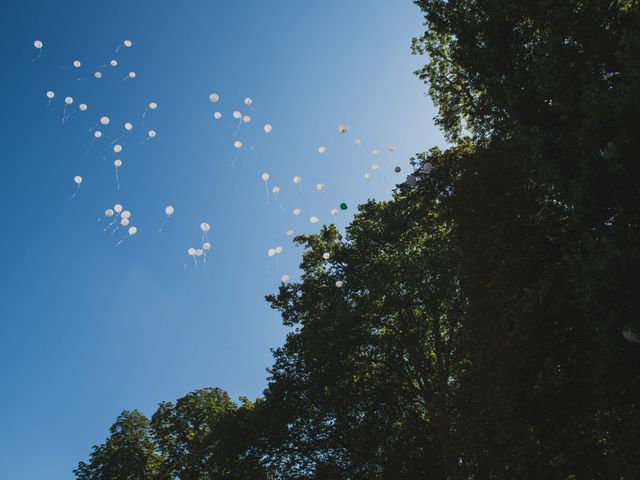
(267, 245, 284, 269)
(33, 37, 170, 254)
(187, 223, 211, 268)
(97, 203, 138, 246)
(208, 91, 274, 165)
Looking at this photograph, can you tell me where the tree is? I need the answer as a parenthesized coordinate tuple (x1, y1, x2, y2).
(75, 390, 266, 480)
(261, 172, 468, 479)
(74, 410, 164, 480)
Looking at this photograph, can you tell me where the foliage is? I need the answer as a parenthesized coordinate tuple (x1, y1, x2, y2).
(77, 1, 640, 479)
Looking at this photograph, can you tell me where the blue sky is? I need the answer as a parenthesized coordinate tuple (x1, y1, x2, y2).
(0, 1, 443, 478)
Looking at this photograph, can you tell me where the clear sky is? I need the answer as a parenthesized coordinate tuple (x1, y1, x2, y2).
(0, 1, 443, 478)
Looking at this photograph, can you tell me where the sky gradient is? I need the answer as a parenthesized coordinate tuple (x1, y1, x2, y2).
(0, 1, 444, 478)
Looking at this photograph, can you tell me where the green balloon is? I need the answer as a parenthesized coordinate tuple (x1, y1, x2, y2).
(340, 203, 348, 210)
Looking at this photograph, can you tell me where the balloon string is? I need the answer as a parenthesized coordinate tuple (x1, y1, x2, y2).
(141, 108, 149, 125)
(109, 136, 122, 147)
(32, 51, 42, 62)
(232, 119, 242, 136)
(84, 139, 96, 157)
(111, 226, 120, 236)
(274, 193, 285, 212)
(62, 105, 67, 125)
(115, 167, 120, 190)
(230, 151, 240, 168)
(69, 185, 80, 200)
(265, 182, 270, 203)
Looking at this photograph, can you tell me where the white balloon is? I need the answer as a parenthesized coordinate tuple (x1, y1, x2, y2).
(234, 140, 242, 149)
(214, 111, 222, 120)
(406, 175, 417, 186)
(94, 71, 102, 79)
(293, 176, 301, 185)
(128, 226, 137, 235)
(165, 206, 174, 216)
(232, 111, 242, 119)
(389, 145, 397, 152)
(113, 144, 123, 153)
(110, 59, 118, 67)
(261, 172, 270, 182)
(272, 185, 281, 194)
(371, 164, 380, 171)
(244, 97, 253, 105)
(338, 123, 348, 134)
(280, 274, 290, 283)
(200, 222, 210, 232)
(73, 60, 81, 68)
(275, 246, 283, 254)
(195, 249, 203, 256)
(354, 138, 361, 145)
(364, 172, 371, 180)
(322, 252, 331, 260)
(100, 116, 110, 125)
(74, 175, 82, 184)
(105, 209, 114, 217)
(79, 103, 88, 111)
(268, 248, 276, 257)
(114, 204, 123, 213)
(335, 280, 344, 288)
(394, 166, 402, 173)
(94, 130, 102, 138)
(34, 40, 43, 49)
(318, 146, 327, 154)
(121, 210, 131, 219)
(114, 159, 122, 167)
(46, 90, 55, 99)
(292, 208, 301, 216)
(128, 71, 136, 79)
(330, 208, 338, 216)
(263, 124, 273, 134)
(422, 162, 433, 173)
(148, 130, 156, 138)
(209, 93, 220, 103)
(286, 229, 294, 236)
(124, 39, 133, 47)
(315, 183, 325, 191)
(309, 216, 319, 224)
(188, 247, 196, 256)
(124, 122, 133, 131)
(64, 96, 73, 105)
(203, 242, 211, 251)
(372, 149, 380, 156)
(242, 115, 251, 124)
(120, 218, 130, 227)
(149, 102, 158, 109)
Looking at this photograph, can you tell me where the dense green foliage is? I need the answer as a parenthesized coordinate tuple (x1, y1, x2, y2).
(76, 1, 640, 478)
